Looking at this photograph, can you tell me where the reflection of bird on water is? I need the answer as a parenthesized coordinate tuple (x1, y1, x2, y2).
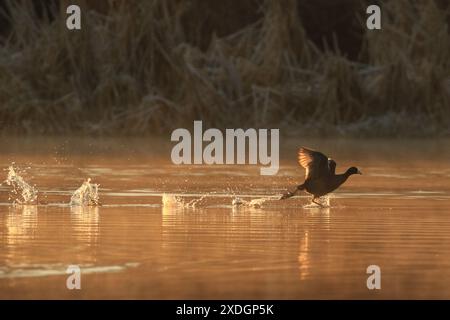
(280, 147, 362, 207)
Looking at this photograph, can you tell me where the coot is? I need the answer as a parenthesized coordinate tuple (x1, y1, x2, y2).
(280, 147, 361, 206)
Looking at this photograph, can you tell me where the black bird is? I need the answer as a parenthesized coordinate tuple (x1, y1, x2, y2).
(280, 147, 361, 206)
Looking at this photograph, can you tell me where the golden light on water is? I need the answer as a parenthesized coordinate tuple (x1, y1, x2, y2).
(1, 139, 450, 299)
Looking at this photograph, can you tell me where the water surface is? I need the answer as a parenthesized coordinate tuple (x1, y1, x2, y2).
(1, 137, 450, 299)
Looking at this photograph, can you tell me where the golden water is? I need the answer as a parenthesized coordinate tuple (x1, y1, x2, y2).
(1, 137, 450, 299)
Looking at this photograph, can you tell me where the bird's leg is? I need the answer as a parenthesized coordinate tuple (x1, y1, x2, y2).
(280, 190, 295, 200)
(312, 196, 324, 208)
(280, 185, 301, 200)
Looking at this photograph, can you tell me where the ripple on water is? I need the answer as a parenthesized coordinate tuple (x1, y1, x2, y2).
(0, 263, 140, 279)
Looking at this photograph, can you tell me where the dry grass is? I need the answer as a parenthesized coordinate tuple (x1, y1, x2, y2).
(0, 0, 448, 137)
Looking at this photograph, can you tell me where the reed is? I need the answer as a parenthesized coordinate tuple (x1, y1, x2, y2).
(0, 0, 448, 136)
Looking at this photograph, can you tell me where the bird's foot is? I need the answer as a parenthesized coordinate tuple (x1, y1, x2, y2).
(311, 197, 330, 208)
(312, 200, 325, 208)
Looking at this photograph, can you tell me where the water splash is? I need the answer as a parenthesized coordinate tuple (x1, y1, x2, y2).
(232, 196, 273, 208)
(4, 165, 38, 205)
(231, 197, 245, 206)
(162, 194, 207, 209)
(70, 178, 100, 206)
(303, 195, 331, 208)
(162, 194, 185, 208)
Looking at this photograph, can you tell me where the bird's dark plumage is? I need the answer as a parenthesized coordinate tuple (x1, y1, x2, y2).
(281, 147, 361, 206)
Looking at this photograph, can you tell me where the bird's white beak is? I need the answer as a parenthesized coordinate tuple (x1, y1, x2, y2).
(357, 169, 362, 175)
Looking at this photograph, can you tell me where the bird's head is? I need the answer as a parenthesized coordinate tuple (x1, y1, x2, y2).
(347, 167, 362, 175)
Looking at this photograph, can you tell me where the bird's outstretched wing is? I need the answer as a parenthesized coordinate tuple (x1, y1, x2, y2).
(297, 147, 331, 180)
